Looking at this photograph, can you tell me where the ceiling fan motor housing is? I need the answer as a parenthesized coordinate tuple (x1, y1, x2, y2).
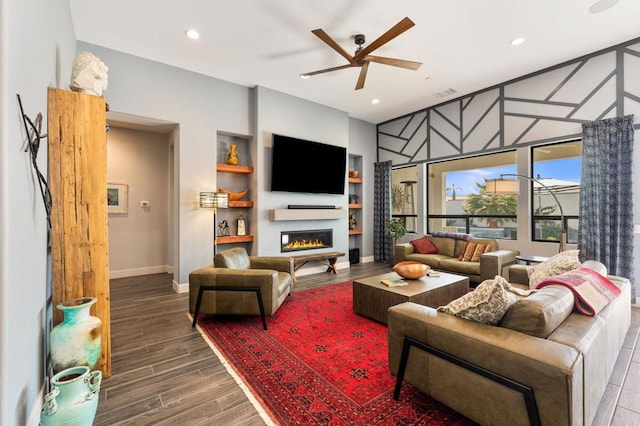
(354, 34, 366, 46)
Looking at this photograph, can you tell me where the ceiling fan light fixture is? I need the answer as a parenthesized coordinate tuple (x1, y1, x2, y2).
(184, 29, 200, 40)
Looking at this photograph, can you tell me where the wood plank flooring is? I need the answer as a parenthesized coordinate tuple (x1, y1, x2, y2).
(95, 262, 391, 425)
(95, 262, 640, 425)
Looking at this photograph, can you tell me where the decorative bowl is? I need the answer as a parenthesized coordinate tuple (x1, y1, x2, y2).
(393, 261, 430, 280)
(348, 170, 359, 178)
(218, 188, 248, 201)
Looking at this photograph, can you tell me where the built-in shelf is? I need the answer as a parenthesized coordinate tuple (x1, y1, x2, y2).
(348, 177, 363, 184)
(228, 200, 253, 208)
(269, 209, 348, 221)
(349, 229, 363, 235)
(348, 203, 362, 209)
(218, 235, 254, 244)
(216, 163, 254, 174)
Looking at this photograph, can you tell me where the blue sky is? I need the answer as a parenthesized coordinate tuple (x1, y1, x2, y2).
(446, 158, 582, 195)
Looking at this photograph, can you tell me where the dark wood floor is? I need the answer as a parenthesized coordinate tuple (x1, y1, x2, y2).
(95, 262, 392, 425)
(95, 262, 640, 425)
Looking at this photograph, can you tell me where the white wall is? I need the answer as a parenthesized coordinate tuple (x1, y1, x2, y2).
(348, 117, 378, 260)
(107, 126, 171, 278)
(78, 42, 254, 286)
(1, 0, 76, 424)
(254, 86, 350, 265)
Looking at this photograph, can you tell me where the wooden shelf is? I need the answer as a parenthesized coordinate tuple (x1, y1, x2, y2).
(228, 200, 253, 208)
(217, 163, 254, 174)
(349, 229, 363, 235)
(217, 235, 254, 244)
(348, 177, 363, 184)
(348, 203, 362, 209)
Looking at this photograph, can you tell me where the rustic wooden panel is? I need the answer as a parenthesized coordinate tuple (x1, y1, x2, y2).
(48, 88, 111, 377)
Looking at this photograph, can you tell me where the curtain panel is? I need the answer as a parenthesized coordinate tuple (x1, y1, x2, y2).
(373, 161, 392, 262)
(579, 115, 635, 302)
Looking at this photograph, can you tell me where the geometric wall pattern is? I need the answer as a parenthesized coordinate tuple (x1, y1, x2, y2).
(378, 37, 640, 167)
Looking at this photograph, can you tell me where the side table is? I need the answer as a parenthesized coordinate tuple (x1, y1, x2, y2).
(515, 255, 549, 265)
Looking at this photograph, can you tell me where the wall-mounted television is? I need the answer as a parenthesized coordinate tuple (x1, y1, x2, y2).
(271, 134, 346, 195)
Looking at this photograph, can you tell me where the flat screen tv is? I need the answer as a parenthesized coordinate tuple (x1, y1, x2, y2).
(271, 134, 347, 195)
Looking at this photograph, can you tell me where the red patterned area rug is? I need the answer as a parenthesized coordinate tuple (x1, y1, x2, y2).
(194, 281, 474, 425)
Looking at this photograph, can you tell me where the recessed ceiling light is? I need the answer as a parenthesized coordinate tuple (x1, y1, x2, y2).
(510, 37, 525, 46)
(589, 0, 619, 13)
(185, 29, 200, 40)
(371, 99, 380, 105)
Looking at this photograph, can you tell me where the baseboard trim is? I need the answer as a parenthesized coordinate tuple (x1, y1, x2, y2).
(109, 265, 170, 279)
(173, 280, 189, 294)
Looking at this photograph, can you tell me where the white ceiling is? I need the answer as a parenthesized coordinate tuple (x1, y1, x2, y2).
(68, 0, 640, 124)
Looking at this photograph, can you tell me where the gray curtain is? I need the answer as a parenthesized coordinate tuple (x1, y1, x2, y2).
(373, 161, 393, 262)
(579, 115, 635, 302)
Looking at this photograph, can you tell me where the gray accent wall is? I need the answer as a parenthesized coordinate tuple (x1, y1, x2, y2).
(378, 38, 640, 164)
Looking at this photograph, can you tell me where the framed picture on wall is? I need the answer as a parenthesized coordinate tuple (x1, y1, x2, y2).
(107, 183, 128, 214)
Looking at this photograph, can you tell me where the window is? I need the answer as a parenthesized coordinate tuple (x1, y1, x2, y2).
(531, 140, 581, 244)
(427, 151, 517, 239)
(391, 166, 418, 233)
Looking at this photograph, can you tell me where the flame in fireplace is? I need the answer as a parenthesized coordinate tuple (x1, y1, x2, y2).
(284, 239, 325, 250)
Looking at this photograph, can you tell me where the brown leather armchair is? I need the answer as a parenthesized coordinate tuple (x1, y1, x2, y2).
(189, 247, 293, 329)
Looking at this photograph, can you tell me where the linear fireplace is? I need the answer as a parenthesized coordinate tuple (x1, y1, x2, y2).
(281, 229, 333, 252)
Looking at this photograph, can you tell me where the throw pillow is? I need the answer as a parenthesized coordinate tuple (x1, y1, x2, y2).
(411, 237, 439, 254)
(457, 242, 488, 262)
(437, 275, 531, 325)
(527, 249, 581, 289)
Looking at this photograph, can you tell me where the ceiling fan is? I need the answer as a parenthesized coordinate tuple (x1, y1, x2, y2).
(301, 17, 422, 90)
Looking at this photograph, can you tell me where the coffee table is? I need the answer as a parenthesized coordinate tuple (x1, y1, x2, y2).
(352, 271, 469, 324)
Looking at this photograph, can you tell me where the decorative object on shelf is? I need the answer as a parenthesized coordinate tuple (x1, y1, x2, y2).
(69, 51, 109, 97)
(485, 173, 566, 252)
(218, 187, 248, 201)
(349, 212, 358, 230)
(218, 219, 231, 237)
(348, 170, 359, 178)
(349, 193, 359, 204)
(107, 183, 128, 214)
(200, 192, 229, 255)
(393, 261, 430, 279)
(50, 297, 102, 374)
(237, 215, 247, 236)
(40, 365, 102, 426)
(227, 143, 238, 165)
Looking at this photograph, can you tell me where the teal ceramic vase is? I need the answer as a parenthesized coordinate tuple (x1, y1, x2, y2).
(50, 297, 102, 373)
(40, 365, 101, 426)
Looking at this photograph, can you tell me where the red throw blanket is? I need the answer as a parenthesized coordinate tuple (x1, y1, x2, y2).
(535, 267, 621, 316)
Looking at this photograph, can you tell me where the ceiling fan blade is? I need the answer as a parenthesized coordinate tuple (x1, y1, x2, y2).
(354, 17, 415, 62)
(301, 63, 358, 77)
(355, 61, 369, 90)
(365, 55, 422, 70)
(311, 29, 357, 64)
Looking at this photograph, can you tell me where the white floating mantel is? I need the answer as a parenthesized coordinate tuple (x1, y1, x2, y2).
(269, 209, 348, 221)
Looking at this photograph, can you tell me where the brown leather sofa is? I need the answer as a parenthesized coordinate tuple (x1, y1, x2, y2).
(395, 235, 519, 283)
(189, 247, 293, 319)
(387, 262, 631, 426)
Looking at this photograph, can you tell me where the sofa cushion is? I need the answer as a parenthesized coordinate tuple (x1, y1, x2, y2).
(411, 236, 439, 254)
(437, 275, 529, 325)
(500, 285, 575, 338)
(527, 249, 581, 289)
(457, 242, 488, 262)
(437, 258, 481, 276)
(406, 253, 448, 269)
(428, 236, 455, 257)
